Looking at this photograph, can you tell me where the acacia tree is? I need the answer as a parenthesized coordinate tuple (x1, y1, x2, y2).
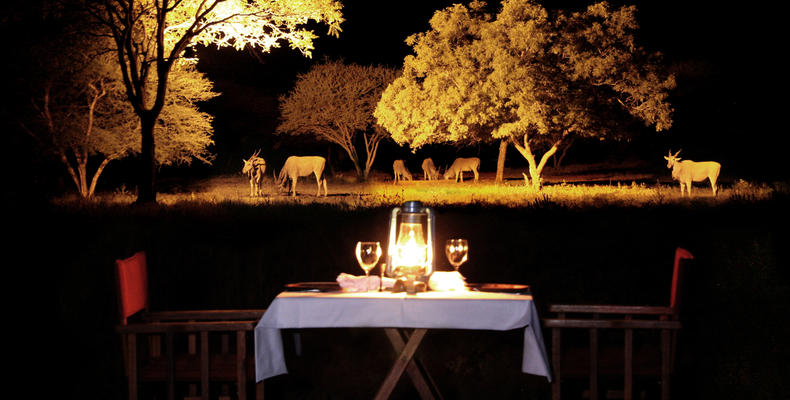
(15, 4, 217, 198)
(21, 39, 218, 198)
(87, 0, 344, 203)
(375, 0, 674, 188)
(277, 60, 398, 180)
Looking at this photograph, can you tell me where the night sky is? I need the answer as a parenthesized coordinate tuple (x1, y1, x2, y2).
(1, 0, 785, 197)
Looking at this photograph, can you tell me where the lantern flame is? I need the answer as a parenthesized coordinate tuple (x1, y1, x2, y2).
(393, 222, 428, 276)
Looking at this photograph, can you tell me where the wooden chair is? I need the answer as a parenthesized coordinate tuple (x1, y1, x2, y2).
(542, 247, 694, 400)
(115, 251, 267, 400)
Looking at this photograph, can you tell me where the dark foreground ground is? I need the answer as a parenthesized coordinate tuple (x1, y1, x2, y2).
(10, 195, 788, 399)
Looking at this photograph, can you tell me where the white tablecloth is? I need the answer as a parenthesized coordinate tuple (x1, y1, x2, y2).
(254, 290, 551, 382)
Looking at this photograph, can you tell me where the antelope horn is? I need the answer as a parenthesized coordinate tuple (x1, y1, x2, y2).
(674, 149, 682, 157)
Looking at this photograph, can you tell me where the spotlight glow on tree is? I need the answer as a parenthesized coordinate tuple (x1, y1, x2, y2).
(90, 0, 344, 203)
(375, 0, 674, 189)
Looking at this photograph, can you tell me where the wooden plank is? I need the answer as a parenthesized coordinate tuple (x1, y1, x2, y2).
(590, 312, 600, 400)
(548, 305, 673, 315)
(128, 333, 138, 400)
(551, 327, 561, 400)
(201, 331, 209, 400)
(383, 329, 440, 400)
(624, 322, 633, 400)
(221, 333, 230, 354)
(256, 381, 265, 400)
(118, 320, 258, 333)
(237, 331, 248, 400)
(166, 332, 175, 400)
(146, 309, 267, 321)
(151, 334, 161, 358)
(542, 319, 681, 330)
(661, 329, 671, 400)
(375, 328, 427, 400)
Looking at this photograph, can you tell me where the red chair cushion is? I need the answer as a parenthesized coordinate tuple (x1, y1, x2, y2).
(116, 251, 149, 324)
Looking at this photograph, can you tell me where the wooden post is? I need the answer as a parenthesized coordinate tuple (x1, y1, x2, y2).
(589, 323, 599, 400)
(201, 331, 209, 400)
(551, 313, 564, 400)
(661, 329, 671, 400)
(127, 333, 138, 400)
(166, 332, 175, 400)
(624, 315, 633, 400)
(237, 331, 247, 400)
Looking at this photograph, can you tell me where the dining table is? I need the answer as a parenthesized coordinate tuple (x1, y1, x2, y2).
(254, 285, 552, 399)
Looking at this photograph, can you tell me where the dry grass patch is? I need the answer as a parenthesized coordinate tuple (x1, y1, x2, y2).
(61, 172, 783, 209)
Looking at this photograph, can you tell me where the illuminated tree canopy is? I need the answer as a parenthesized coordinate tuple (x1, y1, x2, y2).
(375, 0, 675, 188)
(277, 60, 398, 180)
(19, 29, 218, 198)
(88, 0, 344, 202)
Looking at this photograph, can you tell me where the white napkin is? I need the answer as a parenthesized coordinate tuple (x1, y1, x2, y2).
(336, 273, 396, 292)
(428, 271, 467, 291)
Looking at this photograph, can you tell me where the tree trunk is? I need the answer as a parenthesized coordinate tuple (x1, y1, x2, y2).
(353, 159, 365, 181)
(88, 156, 115, 198)
(511, 133, 562, 190)
(59, 151, 85, 198)
(136, 114, 157, 204)
(553, 137, 574, 169)
(78, 157, 88, 196)
(495, 139, 508, 183)
(363, 133, 385, 182)
(326, 145, 336, 176)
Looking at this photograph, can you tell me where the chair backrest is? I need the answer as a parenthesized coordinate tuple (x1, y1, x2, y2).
(115, 251, 149, 325)
(669, 247, 694, 313)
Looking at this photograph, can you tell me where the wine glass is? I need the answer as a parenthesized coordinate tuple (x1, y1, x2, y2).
(355, 242, 382, 290)
(445, 239, 469, 272)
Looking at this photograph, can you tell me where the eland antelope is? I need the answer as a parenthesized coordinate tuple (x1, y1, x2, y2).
(444, 157, 480, 182)
(664, 149, 721, 196)
(393, 160, 412, 183)
(242, 150, 266, 197)
(421, 158, 439, 180)
(277, 156, 328, 197)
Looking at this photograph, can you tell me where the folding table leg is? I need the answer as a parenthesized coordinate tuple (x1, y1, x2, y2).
(375, 328, 439, 400)
(384, 329, 442, 400)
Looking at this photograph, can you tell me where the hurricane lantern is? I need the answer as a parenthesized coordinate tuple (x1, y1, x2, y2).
(386, 201, 435, 293)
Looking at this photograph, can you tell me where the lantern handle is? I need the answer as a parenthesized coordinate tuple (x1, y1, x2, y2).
(424, 206, 435, 273)
(385, 207, 401, 277)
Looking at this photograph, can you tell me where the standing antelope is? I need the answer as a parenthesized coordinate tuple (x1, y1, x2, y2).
(421, 158, 439, 180)
(242, 150, 266, 197)
(393, 160, 412, 183)
(664, 149, 721, 196)
(444, 157, 480, 182)
(277, 156, 328, 197)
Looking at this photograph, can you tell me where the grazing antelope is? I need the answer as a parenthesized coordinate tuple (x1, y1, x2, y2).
(393, 160, 412, 183)
(444, 157, 480, 182)
(421, 158, 439, 180)
(277, 156, 328, 197)
(242, 150, 266, 197)
(664, 149, 721, 196)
